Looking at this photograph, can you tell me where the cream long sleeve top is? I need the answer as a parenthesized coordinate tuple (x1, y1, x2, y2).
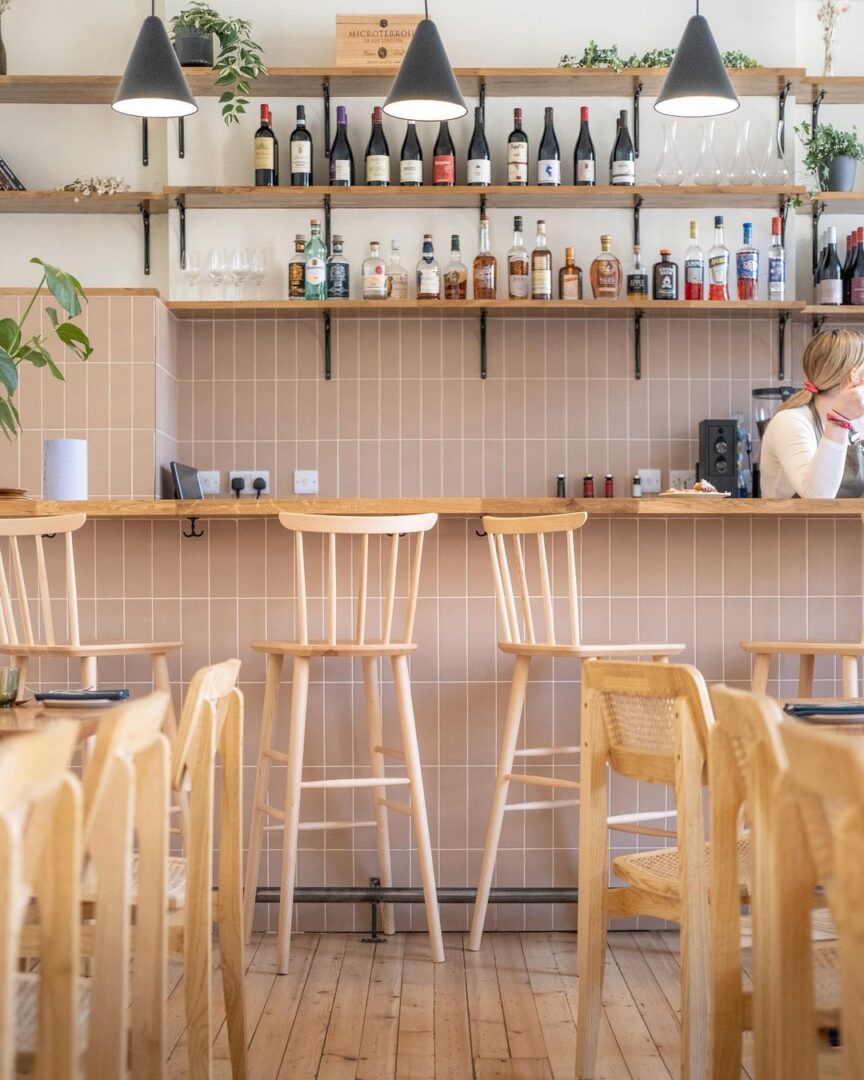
(759, 405, 859, 499)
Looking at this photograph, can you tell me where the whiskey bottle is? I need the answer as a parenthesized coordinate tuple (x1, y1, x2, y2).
(589, 235, 622, 299)
(288, 233, 306, 298)
(362, 241, 388, 299)
(444, 235, 468, 299)
(530, 220, 553, 300)
(473, 216, 497, 299)
(507, 216, 530, 299)
(653, 249, 679, 300)
(386, 240, 409, 299)
(417, 235, 441, 299)
(559, 247, 582, 299)
(626, 246, 648, 300)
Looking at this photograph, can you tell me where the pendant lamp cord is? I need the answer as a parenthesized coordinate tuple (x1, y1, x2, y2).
(152, 0, 156, 14)
(424, 0, 429, 18)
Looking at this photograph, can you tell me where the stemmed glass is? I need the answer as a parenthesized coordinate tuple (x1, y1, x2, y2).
(250, 250, 267, 296)
(208, 248, 229, 298)
(183, 250, 201, 297)
(230, 248, 252, 299)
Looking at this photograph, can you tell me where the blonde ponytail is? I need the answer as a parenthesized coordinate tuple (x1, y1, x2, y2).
(779, 329, 864, 412)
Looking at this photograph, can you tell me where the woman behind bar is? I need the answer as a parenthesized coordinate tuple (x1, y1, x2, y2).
(760, 329, 864, 498)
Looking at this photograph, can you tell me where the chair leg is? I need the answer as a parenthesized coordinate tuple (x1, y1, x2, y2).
(391, 653, 444, 964)
(243, 653, 283, 945)
(363, 656, 394, 936)
(841, 655, 859, 698)
(680, 875, 710, 1080)
(151, 653, 177, 740)
(276, 656, 310, 975)
(80, 655, 97, 690)
(14, 656, 27, 702)
(751, 652, 771, 694)
(798, 654, 815, 698)
(468, 653, 531, 952)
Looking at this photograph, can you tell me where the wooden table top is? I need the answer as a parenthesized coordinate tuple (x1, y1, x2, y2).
(0, 703, 108, 740)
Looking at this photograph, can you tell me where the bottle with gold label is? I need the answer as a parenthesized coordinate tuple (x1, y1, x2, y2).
(444, 235, 468, 299)
(559, 247, 582, 299)
(288, 233, 306, 298)
(530, 220, 552, 300)
(626, 245, 648, 300)
(473, 216, 497, 299)
(589, 234, 622, 300)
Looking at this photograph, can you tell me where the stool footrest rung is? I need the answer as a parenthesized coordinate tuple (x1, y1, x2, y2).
(264, 749, 291, 764)
(377, 797, 413, 815)
(502, 773, 580, 790)
(298, 819, 377, 832)
(504, 797, 580, 812)
(261, 804, 286, 822)
(609, 823, 676, 839)
(373, 744, 405, 760)
(300, 777, 410, 790)
(513, 745, 581, 758)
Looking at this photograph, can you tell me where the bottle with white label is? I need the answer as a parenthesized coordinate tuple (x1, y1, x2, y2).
(362, 241, 388, 299)
(400, 120, 423, 186)
(507, 108, 528, 186)
(467, 106, 491, 186)
(574, 106, 595, 186)
(767, 215, 786, 301)
(386, 240, 409, 299)
(329, 105, 354, 187)
(816, 226, 843, 306)
(254, 104, 278, 187)
(473, 217, 497, 299)
(530, 220, 553, 300)
(537, 106, 561, 186)
(289, 105, 312, 186)
(609, 109, 636, 186)
(365, 106, 390, 186)
(508, 216, 530, 299)
(304, 219, 327, 300)
(416, 235, 441, 299)
(327, 235, 350, 299)
(444, 235, 468, 299)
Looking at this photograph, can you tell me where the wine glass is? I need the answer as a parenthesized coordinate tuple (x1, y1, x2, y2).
(208, 248, 229, 298)
(250, 250, 267, 296)
(230, 247, 251, 299)
(183, 250, 201, 297)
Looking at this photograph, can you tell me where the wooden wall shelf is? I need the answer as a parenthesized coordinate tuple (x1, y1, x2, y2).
(798, 75, 864, 106)
(801, 192, 864, 215)
(0, 191, 166, 214)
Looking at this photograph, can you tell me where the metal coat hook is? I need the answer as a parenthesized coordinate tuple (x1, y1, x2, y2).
(475, 529, 487, 537)
(183, 517, 204, 538)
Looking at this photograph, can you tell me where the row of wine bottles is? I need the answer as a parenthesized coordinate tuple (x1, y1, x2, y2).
(286, 215, 787, 302)
(253, 103, 634, 188)
(814, 226, 864, 306)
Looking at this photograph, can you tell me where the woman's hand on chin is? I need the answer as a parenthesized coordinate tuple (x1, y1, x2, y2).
(824, 378, 864, 421)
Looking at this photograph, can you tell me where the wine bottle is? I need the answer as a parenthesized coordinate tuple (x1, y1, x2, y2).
(537, 106, 561, 186)
(289, 105, 312, 186)
(609, 108, 635, 186)
(365, 106, 390, 186)
(433, 120, 455, 186)
(254, 104, 279, 187)
(329, 105, 354, 187)
(507, 108, 528, 186)
(473, 217, 497, 299)
(507, 216, 530, 299)
(530, 220, 552, 300)
(327, 234, 350, 299)
(400, 120, 423, 186)
(817, 226, 843, 305)
(574, 106, 595, 186)
(850, 227, 864, 305)
(467, 106, 491, 186)
(844, 228, 861, 304)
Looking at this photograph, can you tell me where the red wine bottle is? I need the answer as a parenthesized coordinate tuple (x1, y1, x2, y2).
(609, 109, 635, 186)
(507, 107, 528, 186)
(433, 121, 455, 186)
(537, 106, 561, 186)
(400, 120, 423, 186)
(849, 226, 864, 305)
(466, 106, 491, 186)
(816, 226, 843, 305)
(365, 106, 390, 186)
(289, 105, 312, 187)
(329, 104, 354, 187)
(574, 106, 595, 186)
(254, 104, 278, 187)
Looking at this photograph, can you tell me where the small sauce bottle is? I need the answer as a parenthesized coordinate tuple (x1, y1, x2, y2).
(583, 473, 594, 498)
(605, 473, 614, 497)
(556, 473, 566, 497)
(632, 474, 642, 498)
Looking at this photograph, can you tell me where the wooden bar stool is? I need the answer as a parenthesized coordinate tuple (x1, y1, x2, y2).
(244, 512, 444, 973)
(468, 512, 685, 951)
(0, 514, 181, 735)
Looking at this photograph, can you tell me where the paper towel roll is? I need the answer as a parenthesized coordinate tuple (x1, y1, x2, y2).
(43, 439, 88, 500)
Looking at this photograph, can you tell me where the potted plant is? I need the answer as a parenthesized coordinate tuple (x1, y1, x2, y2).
(170, 2, 266, 125)
(0, 259, 92, 437)
(795, 121, 864, 192)
(0, 0, 12, 76)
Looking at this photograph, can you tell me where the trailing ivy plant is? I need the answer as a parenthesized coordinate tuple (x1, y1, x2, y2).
(0, 259, 92, 437)
(170, 1, 266, 125)
(795, 120, 864, 191)
(559, 42, 759, 71)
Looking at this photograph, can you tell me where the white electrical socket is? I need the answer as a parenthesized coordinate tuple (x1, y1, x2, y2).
(198, 470, 220, 496)
(294, 470, 319, 495)
(669, 469, 696, 491)
(638, 468, 662, 495)
(229, 470, 270, 496)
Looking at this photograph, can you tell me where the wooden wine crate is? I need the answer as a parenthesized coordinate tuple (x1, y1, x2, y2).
(335, 15, 422, 67)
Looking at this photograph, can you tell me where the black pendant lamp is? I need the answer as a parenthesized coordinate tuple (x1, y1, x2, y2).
(113, 3, 198, 119)
(383, 2, 467, 122)
(655, 1, 739, 117)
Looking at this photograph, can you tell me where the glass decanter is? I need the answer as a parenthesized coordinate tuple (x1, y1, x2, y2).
(654, 121, 684, 186)
(728, 119, 759, 186)
(760, 120, 790, 185)
(693, 119, 725, 186)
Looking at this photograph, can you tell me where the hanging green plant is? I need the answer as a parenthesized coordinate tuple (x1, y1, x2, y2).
(559, 43, 759, 70)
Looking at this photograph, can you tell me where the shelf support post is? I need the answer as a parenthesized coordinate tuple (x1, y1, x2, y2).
(812, 200, 825, 278)
(779, 194, 791, 247)
(141, 118, 149, 167)
(322, 80, 331, 158)
(177, 195, 187, 270)
(813, 314, 827, 337)
(777, 311, 789, 382)
(633, 81, 643, 158)
(778, 81, 791, 154)
(323, 193, 331, 249)
(479, 79, 486, 116)
(812, 89, 825, 132)
(480, 310, 487, 380)
(140, 203, 151, 276)
(323, 310, 332, 381)
(178, 117, 185, 159)
(633, 194, 643, 247)
(634, 311, 643, 381)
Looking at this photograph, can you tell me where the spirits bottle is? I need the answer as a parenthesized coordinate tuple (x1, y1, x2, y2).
(433, 120, 455, 186)
(473, 216, 497, 299)
(530, 220, 553, 300)
(289, 104, 312, 186)
(609, 109, 635, 186)
(653, 249, 679, 300)
(303, 219, 327, 300)
(507, 215, 530, 299)
(707, 215, 730, 301)
(288, 233, 306, 298)
(767, 215, 786, 302)
(537, 106, 561, 186)
(416, 234, 441, 299)
(327, 234, 350, 299)
(400, 120, 423, 186)
(507, 108, 528, 186)
(362, 241, 388, 299)
(684, 220, 704, 300)
(817, 226, 844, 305)
(574, 106, 595, 186)
(467, 106, 491, 186)
(736, 222, 759, 301)
(329, 105, 354, 186)
(590, 235, 622, 299)
(386, 240, 409, 299)
(444, 234, 468, 299)
(559, 247, 583, 299)
(365, 106, 390, 186)
(254, 104, 278, 186)
(626, 246, 648, 300)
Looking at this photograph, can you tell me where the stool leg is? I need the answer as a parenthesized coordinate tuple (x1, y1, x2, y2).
(80, 655, 97, 689)
(276, 656, 310, 974)
(798, 654, 815, 697)
(243, 652, 283, 944)
(363, 656, 394, 936)
(751, 652, 771, 694)
(842, 655, 860, 698)
(468, 653, 530, 952)
(151, 652, 178, 741)
(13, 656, 27, 701)
(392, 653, 444, 964)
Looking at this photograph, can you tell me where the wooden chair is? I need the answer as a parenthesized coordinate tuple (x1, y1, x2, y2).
(575, 660, 719, 1080)
(774, 720, 864, 1080)
(244, 512, 444, 974)
(0, 514, 181, 733)
(467, 513, 685, 951)
(0, 722, 81, 1080)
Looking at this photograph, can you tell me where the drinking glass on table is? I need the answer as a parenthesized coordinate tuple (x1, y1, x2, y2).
(183, 250, 202, 297)
(208, 248, 229, 297)
(230, 248, 252, 299)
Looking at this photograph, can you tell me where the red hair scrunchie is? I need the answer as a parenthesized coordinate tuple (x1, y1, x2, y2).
(804, 380, 820, 394)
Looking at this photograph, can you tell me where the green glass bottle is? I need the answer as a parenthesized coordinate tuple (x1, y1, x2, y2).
(304, 218, 328, 300)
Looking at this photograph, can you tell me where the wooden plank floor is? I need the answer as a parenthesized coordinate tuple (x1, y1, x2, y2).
(166, 931, 754, 1079)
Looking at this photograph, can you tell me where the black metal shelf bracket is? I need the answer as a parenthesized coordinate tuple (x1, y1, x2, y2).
(779, 194, 791, 247)
(812, 200, 825, 277)
(812, 89, 826, 132)
(778, 311, 789, 381)
(480, 310, 488, 379)
(323, 193, 332, 249)
(634, 311, 643, 380)
(177, 196, 187, 270)
(633, 81, 643, 158)
(183, 517, 204, 539)
(140, 204, 151, 276)
(480, 193, 487, 222)
(322, 81, 331, 158)
(633, 194, 643, 247)
(323, 310, 332, 380)
(142, 118, 149, 167)
(778, 81, 791, 154)
(479, 79, 486, 115)
(178, 117, 185, 159)
(813, 314, 827, 336)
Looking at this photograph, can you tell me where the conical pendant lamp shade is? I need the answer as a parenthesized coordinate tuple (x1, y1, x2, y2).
(113, 15, 198, 119)
(655, 14, 738, 117)
(384, 18, 467, 122)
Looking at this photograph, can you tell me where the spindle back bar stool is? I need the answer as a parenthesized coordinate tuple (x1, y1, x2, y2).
(244, 512, 444, 973)
(468, 512, 685, 951)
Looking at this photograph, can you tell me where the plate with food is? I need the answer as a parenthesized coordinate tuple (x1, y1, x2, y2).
(657, 481, 730, 498)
